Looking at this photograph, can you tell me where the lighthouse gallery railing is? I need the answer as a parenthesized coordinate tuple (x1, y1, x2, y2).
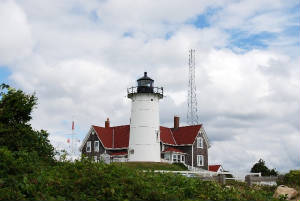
(127, 86, 163, 98)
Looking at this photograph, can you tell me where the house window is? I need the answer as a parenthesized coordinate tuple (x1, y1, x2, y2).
(86, 141, 91, 152)
(172, 154, 177, 162)
(197, 137, 203, 148)
(162, 144, 165, 151)
(173, 154, 181, 163)
(197, 155, 204, 166)
(94, 156, 97, 161)
(181, 155, 185, 162)
(94, 141, 99, 152)
(165, 153, 170, 161)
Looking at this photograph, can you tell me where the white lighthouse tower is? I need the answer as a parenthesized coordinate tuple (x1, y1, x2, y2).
(127, 72, 163, 162)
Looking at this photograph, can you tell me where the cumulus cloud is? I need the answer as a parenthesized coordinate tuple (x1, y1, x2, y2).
(0, 0, 33, 64)
(0, 0, 298, 172)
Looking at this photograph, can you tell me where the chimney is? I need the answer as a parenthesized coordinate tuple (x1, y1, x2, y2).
(105, 118, 110, 128)
(174, 116, 179, 129)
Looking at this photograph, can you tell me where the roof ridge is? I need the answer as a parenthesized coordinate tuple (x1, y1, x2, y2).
(172, 124, 202, 129)
(168, 128, 177, 145)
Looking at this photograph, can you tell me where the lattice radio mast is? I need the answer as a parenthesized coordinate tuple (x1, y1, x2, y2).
(187, 49, 199, 125)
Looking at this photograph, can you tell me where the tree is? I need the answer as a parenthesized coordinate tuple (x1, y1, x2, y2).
(250, 159, 278, 176)
(0, 84, 55, 162)
(0, 84, 37, 126)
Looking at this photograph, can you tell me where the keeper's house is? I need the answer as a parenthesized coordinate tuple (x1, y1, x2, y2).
(79, 72, 210, 170)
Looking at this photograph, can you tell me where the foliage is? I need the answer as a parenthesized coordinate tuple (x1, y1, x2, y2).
(0, 158, 285, 201)
(0, 84, 37, 126)
(251, 159, 278, 176)
(277, 170, 300, 188)
(0, 84, 55, 163)
(115, 162, 188, 171)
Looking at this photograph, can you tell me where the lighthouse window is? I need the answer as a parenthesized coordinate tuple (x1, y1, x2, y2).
(138, 80, 151, 87)
(151, 99, 153, 101)
(130, 149, 134, 154)
(156, 130, 160, 142)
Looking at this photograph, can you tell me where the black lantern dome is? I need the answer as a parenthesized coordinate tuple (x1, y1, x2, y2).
(137, 72, 154, 93)
(127, 72, 163, 98)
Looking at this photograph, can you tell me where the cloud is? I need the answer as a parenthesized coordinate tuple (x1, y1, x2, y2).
(0, 0, 33, 64)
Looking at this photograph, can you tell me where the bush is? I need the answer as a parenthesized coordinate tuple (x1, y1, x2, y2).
(0, 159, 285, 201)
(277, 170, 300, 188)
(115, 162, 188, 171)
(251, 159, 278, 176)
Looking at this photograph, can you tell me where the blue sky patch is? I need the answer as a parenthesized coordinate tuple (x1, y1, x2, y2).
(89, 10, 99, 22)
(186, 7, 220, 29)
(123, 32, 133, 37)
(192, 14, 210, 28)
(227, 30, 276, 50)
(164, 32, 173, 40)
(0, 66, 11, 85)
(70, 4, 85, 15)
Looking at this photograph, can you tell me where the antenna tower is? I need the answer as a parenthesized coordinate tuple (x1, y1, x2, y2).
(187, 49, 199, 125)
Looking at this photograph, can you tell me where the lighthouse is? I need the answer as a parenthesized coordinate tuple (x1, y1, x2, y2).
(127, 72, 163, 162)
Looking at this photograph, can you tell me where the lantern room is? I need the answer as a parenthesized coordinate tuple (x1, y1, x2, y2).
(127, 72, 163, 99)
(137, 72, 154, 93)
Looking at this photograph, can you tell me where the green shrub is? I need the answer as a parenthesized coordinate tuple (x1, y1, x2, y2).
(277, 170, 300, 187)
(0, 159, 285, 201)
(115, 161, 187, 171)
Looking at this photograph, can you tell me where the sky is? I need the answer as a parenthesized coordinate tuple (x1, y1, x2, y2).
(0, 0, 299, 173)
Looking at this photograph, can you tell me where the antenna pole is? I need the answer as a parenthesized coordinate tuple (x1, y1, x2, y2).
(187, 49, 199, 125)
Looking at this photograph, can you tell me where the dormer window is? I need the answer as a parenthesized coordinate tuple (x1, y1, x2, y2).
(197, 137, 203, 148)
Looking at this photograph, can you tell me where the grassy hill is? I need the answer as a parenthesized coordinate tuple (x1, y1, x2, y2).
(114, 162, 188, 171)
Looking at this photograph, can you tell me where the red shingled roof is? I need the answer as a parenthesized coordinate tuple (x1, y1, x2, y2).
(91, 124, 202, 149)
(160, 126, 176, 145)
(163, 147, 186, 154)
(172, 125, 202, 145)
(209, 165, 221, 172)
(92, 125, 129, 149)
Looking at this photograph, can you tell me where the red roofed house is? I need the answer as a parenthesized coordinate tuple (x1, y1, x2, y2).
(80, 116, 210, 170)
(79, 72, 210, 170)
(208, 165, 224, 173)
